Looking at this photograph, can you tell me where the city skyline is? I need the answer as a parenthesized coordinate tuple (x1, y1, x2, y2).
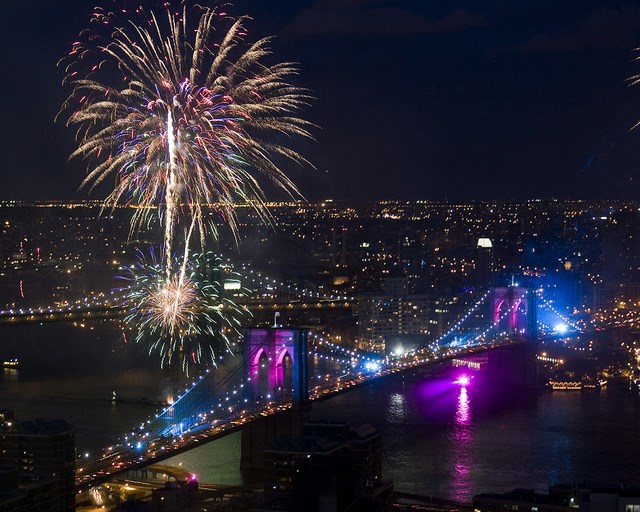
(2, 2, 640, 509)
(4, 0, 640, 201)
(0, 197, 640, 507)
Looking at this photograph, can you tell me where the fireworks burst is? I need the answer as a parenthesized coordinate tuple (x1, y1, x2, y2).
(122, 252, 249, 373)
(144, 273, 198, 337)
(60, 2, 313, 372)
(60, 1, 313, 257)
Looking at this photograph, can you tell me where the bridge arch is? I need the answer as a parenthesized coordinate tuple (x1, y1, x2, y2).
(243, 328, 308, 405)
(491, 287, 529, 333)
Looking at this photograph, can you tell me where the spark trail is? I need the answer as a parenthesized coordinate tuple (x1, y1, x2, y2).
(122, 252, 249, 373)
(60, 2, 312, 371)
(165, 110, 178, 281)
(60, 2, 313, 262)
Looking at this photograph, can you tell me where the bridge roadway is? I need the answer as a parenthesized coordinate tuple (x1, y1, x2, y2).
(0, 300, 354, 326)
(75, 340, 517, 492)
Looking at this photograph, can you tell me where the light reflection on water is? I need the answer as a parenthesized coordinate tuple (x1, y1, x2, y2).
(451, 386, 472, 503)
(386, 392, 407, 424)
(2, 368, 18, 381)
(312, 372, 640, 501)
(2, 325, 640, 501)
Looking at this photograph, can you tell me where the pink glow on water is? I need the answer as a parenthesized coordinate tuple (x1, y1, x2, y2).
(456, 387, 470, 426)
(451, 386, 472, 503)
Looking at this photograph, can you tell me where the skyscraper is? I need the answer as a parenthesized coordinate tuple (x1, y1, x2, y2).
(476, 237, 494, 291)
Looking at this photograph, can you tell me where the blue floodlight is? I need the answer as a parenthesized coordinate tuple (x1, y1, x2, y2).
(554, 323, 568, 334)
(364, 361, 381, 372)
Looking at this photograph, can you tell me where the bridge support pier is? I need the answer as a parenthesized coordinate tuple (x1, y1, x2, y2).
(487, 342, 537, 390)
(241, 327, 310, 473)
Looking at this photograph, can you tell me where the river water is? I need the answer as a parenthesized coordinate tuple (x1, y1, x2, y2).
(1, 322, 639, 503)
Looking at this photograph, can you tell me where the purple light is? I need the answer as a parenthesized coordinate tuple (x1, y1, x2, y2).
(454, 376, 470, 386)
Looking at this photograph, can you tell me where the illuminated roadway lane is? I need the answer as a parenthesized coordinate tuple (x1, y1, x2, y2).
(0, 301, 353, 326)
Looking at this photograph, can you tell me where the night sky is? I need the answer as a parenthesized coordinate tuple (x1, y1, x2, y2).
(4, 0, 640, 201)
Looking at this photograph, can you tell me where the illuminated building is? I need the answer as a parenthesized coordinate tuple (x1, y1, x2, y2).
(592, 282, 640, 311)
(357, 277, 430, 352)
(0, 416, 75, 512)
(331, 227, 348, 267)
(398, 228, 426, 292)
(476, 237, 494, 291)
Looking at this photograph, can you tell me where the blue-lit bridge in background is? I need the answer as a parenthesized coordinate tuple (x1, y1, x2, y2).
(0, 263, 587, 490)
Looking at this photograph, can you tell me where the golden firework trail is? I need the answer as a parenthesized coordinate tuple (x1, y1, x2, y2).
(60, 2, 312, 372)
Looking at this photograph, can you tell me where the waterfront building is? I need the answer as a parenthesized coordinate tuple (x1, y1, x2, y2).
(257, 420, 392, 512)
(0, 466, 65, 512)
(0, 415, 75, 512)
